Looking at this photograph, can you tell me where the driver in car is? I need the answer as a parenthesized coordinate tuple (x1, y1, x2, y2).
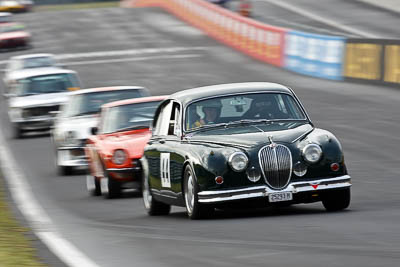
(193, 99, 222, 127)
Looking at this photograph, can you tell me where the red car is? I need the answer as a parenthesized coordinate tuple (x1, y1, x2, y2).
(86, 95, 167, 198)
(0, 22, 30, 49)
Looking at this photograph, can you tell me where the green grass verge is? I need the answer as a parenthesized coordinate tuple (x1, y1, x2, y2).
(0, 176, 47, 267)
(34, 1, 120, 12)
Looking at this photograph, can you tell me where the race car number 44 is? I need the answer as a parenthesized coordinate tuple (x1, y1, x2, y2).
(268, 192, 293, 202)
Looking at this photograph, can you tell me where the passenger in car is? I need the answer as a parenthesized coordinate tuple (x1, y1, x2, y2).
(245, 97, 288, 119)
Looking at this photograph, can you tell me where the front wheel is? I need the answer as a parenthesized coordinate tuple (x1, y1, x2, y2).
(183, 165, 214, 220)
(142, 172, 170, 215)
(13, 125, 23, 139)
(322, 188, 351, 212)
(103, 173, 121, 199)
(57, 165, 73, 176)
(86, 174, 101, 196)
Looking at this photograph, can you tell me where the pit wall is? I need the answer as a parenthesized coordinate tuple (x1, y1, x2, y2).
(122, 0, 400, 86)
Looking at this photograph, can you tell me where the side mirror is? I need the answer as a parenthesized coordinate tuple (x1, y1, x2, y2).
(91, 127, 98, 135)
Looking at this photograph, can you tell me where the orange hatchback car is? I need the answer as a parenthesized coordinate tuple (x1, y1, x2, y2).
(86, 95, 167, 198)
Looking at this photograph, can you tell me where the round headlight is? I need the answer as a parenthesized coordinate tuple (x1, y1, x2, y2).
(10, 108, 22, 119)
(293, 161, 307, 177)
(112, 149, 127, 165)
(302, 144, 322, 164)
(228, 152, 248, 172)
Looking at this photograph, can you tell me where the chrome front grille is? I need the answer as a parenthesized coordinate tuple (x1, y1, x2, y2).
(258, 144, 292, 189)
(22, 105, 60, 118)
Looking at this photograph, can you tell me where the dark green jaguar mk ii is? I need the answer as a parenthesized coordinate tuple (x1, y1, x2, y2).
(141, 82, 351, 219)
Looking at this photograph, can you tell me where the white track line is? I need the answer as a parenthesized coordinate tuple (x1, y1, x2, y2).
(0, 46, 211, 65)
(258, 0, 380, 38)
(0, 131, 100, 267)
(65, 54, 202, 66)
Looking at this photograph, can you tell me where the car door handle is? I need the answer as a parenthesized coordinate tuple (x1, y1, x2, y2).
(159, 139, 165, 144)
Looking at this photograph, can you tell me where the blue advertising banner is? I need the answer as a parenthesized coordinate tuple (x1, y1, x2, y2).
(285, 31, 345, 80)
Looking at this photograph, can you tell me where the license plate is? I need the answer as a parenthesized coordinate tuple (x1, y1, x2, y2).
(268, 192, 293, 203)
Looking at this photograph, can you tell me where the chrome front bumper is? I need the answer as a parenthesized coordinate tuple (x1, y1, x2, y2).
(57, 146, 88, 167)
(198, 175, 351, 203)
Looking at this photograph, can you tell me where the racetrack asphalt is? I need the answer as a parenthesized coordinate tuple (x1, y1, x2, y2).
(0, 5, 400, 267)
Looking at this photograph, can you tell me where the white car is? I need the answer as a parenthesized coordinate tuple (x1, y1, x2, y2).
(52, 86, 150, 175)
(3, 53, 60, 90)
(5, 67, 81, 138)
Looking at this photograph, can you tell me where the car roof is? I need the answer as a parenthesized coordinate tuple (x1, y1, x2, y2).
(69, 86, 148, 96)
(168, 82, 293, 106)
(103, 95, 168, 109)
(10, 53, 55, 60)
(12, 67, 77, 80)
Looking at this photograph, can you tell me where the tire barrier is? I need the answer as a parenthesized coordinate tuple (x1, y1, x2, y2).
(123, 0, 400, 87)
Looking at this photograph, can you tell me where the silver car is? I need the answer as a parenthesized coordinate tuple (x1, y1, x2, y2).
(52, 86, 150, 175)
(5, 67, 81, 138)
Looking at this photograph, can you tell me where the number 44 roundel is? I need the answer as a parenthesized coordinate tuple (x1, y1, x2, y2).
(160, 153, 171, 188)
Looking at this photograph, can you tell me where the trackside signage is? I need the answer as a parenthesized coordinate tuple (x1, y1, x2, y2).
(285, 31, 345, 80)
(344, 39, 400, 86)
(129, 0, 287, 67)
(126, 0, 399, 87)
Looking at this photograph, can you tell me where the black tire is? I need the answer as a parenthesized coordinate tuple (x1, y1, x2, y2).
(183, 165, 214, 220)
(13, 125, 23, 139)
(104, 173, 121, 199)
(57, 165, 73, 176)
(142, 169, 170, 216)
(322, 188, 351, 212)
(86, 174, 101, 196)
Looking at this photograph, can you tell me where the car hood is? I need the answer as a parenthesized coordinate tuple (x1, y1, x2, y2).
(101, 130, 151, 159)
(54, 115, 99, 140)
(9, 92, 70, 108)
(185, 122, 313, 148)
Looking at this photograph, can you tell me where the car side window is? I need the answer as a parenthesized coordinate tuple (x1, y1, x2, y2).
(153, 101, 173, 136)
(168, 102, 181, 136)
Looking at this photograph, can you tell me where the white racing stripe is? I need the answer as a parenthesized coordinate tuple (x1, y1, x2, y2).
(258, 0, 380, 38)
(0, 131, 100, 267)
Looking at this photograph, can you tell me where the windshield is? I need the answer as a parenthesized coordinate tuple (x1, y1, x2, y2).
(15, 73, 80, 96)
(23, 57, 56, 69)
(185, 93, 307, 131)
(101, 101, 161, 134)
(62, 89, 146, 118)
